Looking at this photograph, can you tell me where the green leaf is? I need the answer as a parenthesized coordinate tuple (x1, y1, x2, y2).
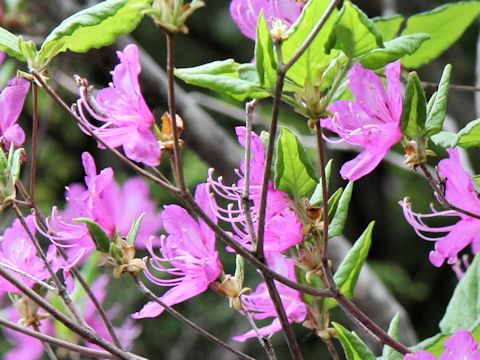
(382, 314, 403, 360)
(38, 0, 152, 66)
(424, 64, 452, 137)
(333, 221, 373, 299)
(255, 13, 277, 88)
(282, 0, 339, 86)
(274, 127, 318, 200)
(74, 218, 111, 253)
(310, 159, 333, 206)
(440, 253, 480, 333)
(431, 119, 480, 149)
(453, 119, 480, 148)
(327, 187, 344, 219)
(0, 27, 25, 61)
(430, 131, 456, 148)
(126, 213, 145, 246)
(333, 322, 376, 360)
(175, 59, 269, 101)
(473, 175, 480, 188)
(329, 181, 354, 238)
(359, 33, 430, 70)
(401, 72, 427, 139)
(326, 0, 383, 58)
(401, 1, 480, 68)
(372, 15, 404, 41)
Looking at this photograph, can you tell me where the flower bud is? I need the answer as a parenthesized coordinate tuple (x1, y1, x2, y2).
(148, 0, 204, 33)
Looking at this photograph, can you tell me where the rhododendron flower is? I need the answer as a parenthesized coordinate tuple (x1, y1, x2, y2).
(321, 61, 403, 181)
(401, 148, 480, 267)
(76, 44, 161, 166)
(133, 184, 222, 319)
(405, 329, 480, 360)
(208, 127, 302, 252)
(230, 0, 304, 40)
(233, 253, 307, 341)
(41, 152, 161, 268)
(0, 77, 30, 149)
(0, 215, 57, 294)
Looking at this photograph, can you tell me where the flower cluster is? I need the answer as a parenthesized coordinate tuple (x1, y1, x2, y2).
(401, 148, 480, 268)
(208, 127, 303, 252)
(40, 152, 161, 272)
(405, 329, 480, 360)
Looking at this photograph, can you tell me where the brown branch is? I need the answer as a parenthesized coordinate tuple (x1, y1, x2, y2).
(165, 31, 186, 191)
(0, 318, 114, 359)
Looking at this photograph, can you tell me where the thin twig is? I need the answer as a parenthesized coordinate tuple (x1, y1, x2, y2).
(419, 164, 480, 220)
(244, 308, 277, 360)
(166, 31, 186, 191)
(33, 323, 59, 360)
(11, 203, 86, 326)
(242, 99, 259, 249)
(335, 292, 411, 355)
(255, 40, 285, 260)
(30, 82, 39, 199)
(316, 122, 330, 265)
(130, 274, 255, 360)
(0, 261, 58, 293)
(323, 337, 341, 360)
(0, 265, 144, 360)
(0, 318, 114, 359)
(422, 81, 480, 93)
(264, 276, 303, 360)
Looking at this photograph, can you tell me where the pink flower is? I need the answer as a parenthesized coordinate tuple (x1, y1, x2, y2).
(400, 148, 480, 267)
(132, 184, 222, 319)
(230, 0, 304, 40)
(233, 253, 307, 341)
(76, 44, 161, 166)
(41, 152, 161, 268)
(0, 77, 30, 149)
(405, 329, 480, 360)
(0, 216, 57, 294)
(321, 61, 403, 181)
(208, 126, 303, 252)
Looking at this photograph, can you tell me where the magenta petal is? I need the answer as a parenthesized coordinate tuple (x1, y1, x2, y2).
(233, 318, 283, 342)
(385, 61, 403, 121)
(441, 329, 480, 360)
(123, 128, 161, 167)
(0, 77, 30, 147)
(438, 148, 480, 216)
(349, 63, 391, 121)
(432, 219, 480, 266)
(132, 279, 208, 319)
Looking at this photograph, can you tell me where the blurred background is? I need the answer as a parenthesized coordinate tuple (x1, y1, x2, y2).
(0, 0, 479, 358)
